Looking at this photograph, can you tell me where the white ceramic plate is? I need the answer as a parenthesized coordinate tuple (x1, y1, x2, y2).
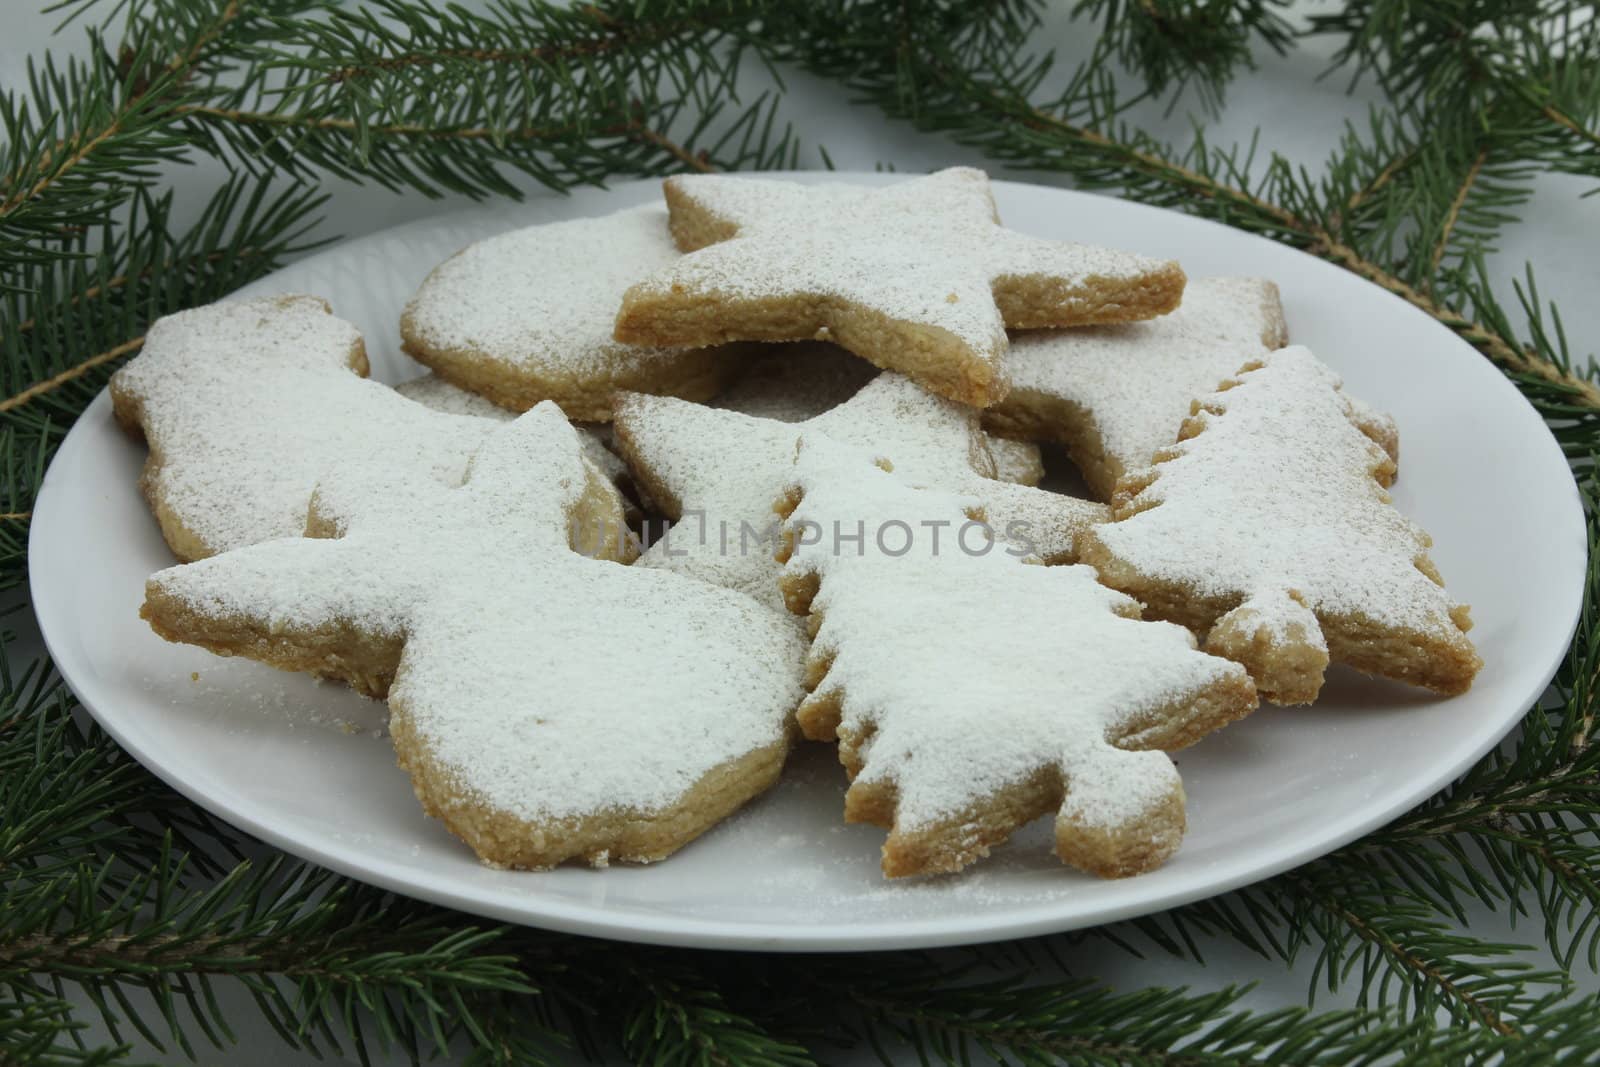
(30, 174, 1585, 951)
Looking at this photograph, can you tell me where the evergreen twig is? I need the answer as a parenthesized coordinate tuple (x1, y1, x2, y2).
(5, 0, 1600, 1062)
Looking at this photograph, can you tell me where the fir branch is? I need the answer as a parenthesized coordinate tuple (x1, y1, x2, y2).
(1073, 0, 1296, 111)
(1426, 145, 1489, 282)
(2, 847, 540, 1062)
(0, 994, 127, 1066)
(0, 0, 326, 278)
(767, 0, 1600, 409)
(6, 0, 1600, 1061)
(0, 337, 141, 417)
(837, 974, 1456, 1065)
(179, 0, 800, 199)
(619, 961, 816, 1067)
(0, 649, 234, 887)
(1308, 0, 1600, 184)
(0, 175, 324, 563)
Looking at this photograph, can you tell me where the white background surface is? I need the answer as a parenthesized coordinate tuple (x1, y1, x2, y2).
(6, 2, 1599, 1062)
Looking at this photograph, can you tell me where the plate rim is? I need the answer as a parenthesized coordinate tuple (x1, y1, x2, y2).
(28, 173, 1588, 951)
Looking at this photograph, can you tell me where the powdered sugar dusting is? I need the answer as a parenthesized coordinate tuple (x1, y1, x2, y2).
(714, 343, 1046, 488)
(1092, 346, 1467, 637)
(616, 374, 1104, 610)
(402, 205, 688, 376)
(148, 406, 807, 824)
(397, 372, 629, 485)
(999, 277, 1286, 481)
(112, 296, 495, 557)
(394, 372, 515, 420)
(628, 168, 1176, 370)
(781, 436, 1250, 837)
(806, 377, 1105, 561)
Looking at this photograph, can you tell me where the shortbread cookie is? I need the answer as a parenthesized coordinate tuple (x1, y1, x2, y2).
(112, 296, 512, 561)
(396, 372, 633, 493)
(714, 342, 1045, 485)
(401, 206, 741, 421)
(614, 168, 1186, 408)
(985, 277, 1294, 499)
(614, 374, 1107, 609)
(1079, 346, 1480, 703)
(774, 436, 1257, 878)
(143, 405, 806, 869)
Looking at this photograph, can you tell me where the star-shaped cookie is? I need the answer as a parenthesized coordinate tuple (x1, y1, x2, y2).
(614, 168, 1186, 408)
(143, 404, 807, 868)
(613, 373, 1107, 610)
(773, 435, 1257, 878)
(1080, 346, 1480, 703)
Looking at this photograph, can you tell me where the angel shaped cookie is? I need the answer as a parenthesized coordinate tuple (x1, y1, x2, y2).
(143, 405, 807, 868)
(774, 436, 1257, 878)
(1080, 346, 1481, 703)
(614, 168, 1185, 408)
(614, 373, 1106, 610)
(111, 296, 504, 561)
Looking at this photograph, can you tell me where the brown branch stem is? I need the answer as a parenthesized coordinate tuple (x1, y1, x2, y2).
(1541, 102, 1600, 151)
(179, 105, 707, 162)
(854, 994, 1218, 1067)
(176, 103, 593, 141)
(1006, 99, 1600, 408)
(1429, 146, 1489, 283)
(0, 930, 447, 979)
(627, 124, 714, 173)
(1342, 145, 1418, 220)
(317, 5, 740, 86)
(1288, 877, 1516, 1035)
(0, 337, 144, 415)
(16, 245, 272, 336)
(0, 2, 242, 219)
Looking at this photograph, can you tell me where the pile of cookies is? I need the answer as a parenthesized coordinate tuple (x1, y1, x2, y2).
(113, 168, 1481, 881)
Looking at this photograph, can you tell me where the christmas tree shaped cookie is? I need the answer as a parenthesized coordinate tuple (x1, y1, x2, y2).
(142, 405, 807, 869)
(112, 296, 513, 561)
(614, 168, 1185, 408)
(1080, 346, 1481, 703)
(773, 436, 1257, 878)
(613, 373, 1106, 610)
